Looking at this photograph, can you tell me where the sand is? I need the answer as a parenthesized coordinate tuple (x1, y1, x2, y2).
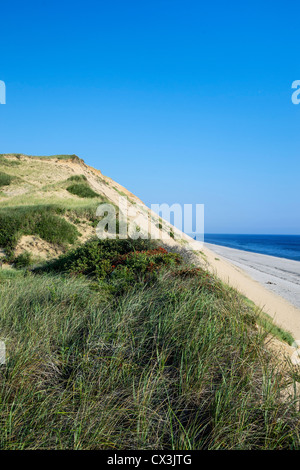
(202, 243, 300, 340)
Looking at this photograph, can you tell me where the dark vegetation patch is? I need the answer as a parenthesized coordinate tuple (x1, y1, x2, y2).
(0, 172, 14, 187)
(67, 174, 87, 182)
(35, 238, 181, 296)
(14, 251, 32, 269)
(66, 183, 99, 198)
(0, 205, 79, 257)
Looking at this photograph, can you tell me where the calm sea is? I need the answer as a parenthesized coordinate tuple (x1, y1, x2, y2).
(204, 234, 300, 262)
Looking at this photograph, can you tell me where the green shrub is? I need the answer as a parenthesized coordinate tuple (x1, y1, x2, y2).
(0, 205, 79, 254)
(14, 251, 32, 268)
(67, 174, 87, 182)
(0, 172, 13, 187)
(35, 238, 181, 294)
(67, 183, 99, 198)
(36, 238, 158, 277)
(107, 247, 181, 293)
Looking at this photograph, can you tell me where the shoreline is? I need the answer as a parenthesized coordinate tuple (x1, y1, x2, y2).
(204, 240, 300, 263)
(201, 242, 300, 340)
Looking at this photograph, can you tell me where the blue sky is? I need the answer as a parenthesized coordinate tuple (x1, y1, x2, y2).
(0, 0, 299, 234)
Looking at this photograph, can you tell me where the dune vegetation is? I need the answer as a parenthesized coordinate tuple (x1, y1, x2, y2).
(0, 171, 13, 187)
(0, 238, 299, 449)
(0, 154, 299, 450)
(66, 183, 100, 199)
(0, 205, 79, 257)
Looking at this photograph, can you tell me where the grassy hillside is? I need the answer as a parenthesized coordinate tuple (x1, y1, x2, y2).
(0, 154, 124, 263)
(0, 153, 195, 264)
(0, 238, 298, 449)
(0, 154, 299, 450)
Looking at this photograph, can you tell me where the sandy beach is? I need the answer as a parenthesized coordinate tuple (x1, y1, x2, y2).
(203, 243, 300, 340)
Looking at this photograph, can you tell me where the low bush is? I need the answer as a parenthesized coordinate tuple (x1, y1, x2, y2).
(0, 205, 79, 255)
(37, 238, 156, 274)
(0, 172, 13, 187)
(35, 238, 182, 295)
(66, 183, 99, 198)
(111, 247, 180, 274)
(14, 251, 32, 268)
(67, 174, 87, 182)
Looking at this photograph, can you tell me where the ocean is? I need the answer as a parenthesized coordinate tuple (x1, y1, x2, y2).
(204, 234, 300, 262)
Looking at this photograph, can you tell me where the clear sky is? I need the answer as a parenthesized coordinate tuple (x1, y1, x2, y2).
(1, 0, 299, 234)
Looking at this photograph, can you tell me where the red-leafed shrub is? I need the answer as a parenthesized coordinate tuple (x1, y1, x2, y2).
(36, 238, 183, 296)
(111, 247, 180, 274)
(109, 248, 182, 290)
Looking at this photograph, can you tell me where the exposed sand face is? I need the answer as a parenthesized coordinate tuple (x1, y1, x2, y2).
(14, 235, 64, 259)
(203, 243, 300, 340)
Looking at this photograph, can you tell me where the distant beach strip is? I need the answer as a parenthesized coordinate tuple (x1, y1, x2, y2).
(203, 242, 300, 340)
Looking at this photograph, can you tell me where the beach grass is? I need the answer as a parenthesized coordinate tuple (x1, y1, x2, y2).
(0, 241, 299, 450)
(0, 154, 299, 450)
(242, 296, 295, 345)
